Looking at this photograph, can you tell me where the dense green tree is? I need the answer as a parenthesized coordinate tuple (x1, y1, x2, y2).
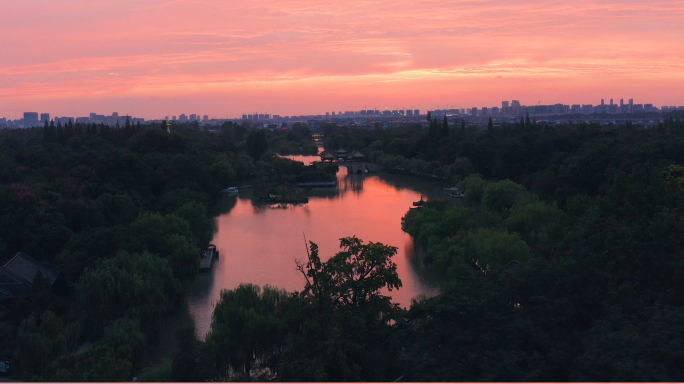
(208, 284, 290, 380)
(99, 317, 147, 371)
(13, 311, 70, 378)
(246, 130, 268, 159)
(278, 237, 402, 381)
(447, 157, 475, 182)
(173, 201, 213, 247)
(76, 250, 181, 339)
(40, 345, 133, 382)
(482, 179, 531, 214)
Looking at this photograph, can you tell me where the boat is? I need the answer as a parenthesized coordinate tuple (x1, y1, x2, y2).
(223, 187, 239, 195)
(412, 196, 425, 206)
(451, 192, 465, 198)
(199, 244, 219, 271)
(208, 244, 219, 259)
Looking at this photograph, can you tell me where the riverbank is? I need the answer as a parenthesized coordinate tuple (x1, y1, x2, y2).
(185, 169, 446, 339)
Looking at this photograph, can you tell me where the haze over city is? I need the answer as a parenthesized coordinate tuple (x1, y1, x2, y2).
(2, 0, 684, 119)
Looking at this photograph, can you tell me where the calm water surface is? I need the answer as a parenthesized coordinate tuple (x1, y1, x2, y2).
(186, 156, 450, 339)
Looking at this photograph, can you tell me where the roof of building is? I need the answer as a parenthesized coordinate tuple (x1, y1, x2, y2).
(0, 304, 9, 319)
(3, 252, 62, 285)
(0, 266, 34, 300)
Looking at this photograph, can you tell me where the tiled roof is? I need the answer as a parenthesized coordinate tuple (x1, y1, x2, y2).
(0, 281, 33, 299)
(0, 304, 9, 319)
(0, 267, 34, 299)
(3, 252, 61, 285)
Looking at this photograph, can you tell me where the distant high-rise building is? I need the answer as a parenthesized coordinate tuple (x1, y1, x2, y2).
(620, 99, 624, 107)
(172, 116, 177, 121)
(112, 112, 119, 118)
(414, 109, 420, 116)
(23, 112, 39, 127)
(601, 99, 605, 106)
(511, 100, 521, 108)
(203, 115, 209, 121)
(190, 114, 197, 122)
(165, 116, 169, 120)
(406, 110, 413, 117)
(502, 101, 510, 109)
(40, 113, 50, 124)
(179, 114, 188, 122)
(90, 113, 97, 120)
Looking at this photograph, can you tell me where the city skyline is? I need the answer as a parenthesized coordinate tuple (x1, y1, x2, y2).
(3, 96, 682, 128)
(2, 1, 684, 119)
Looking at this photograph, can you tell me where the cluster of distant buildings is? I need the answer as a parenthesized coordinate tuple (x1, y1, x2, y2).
(240, 109, 422, 122)
(237, 99, 684, 123)
(0, 112, 145, 129)
(432, 99, 683, 118)
(164, 114, 209, 123)
(2, 99, 682, 130)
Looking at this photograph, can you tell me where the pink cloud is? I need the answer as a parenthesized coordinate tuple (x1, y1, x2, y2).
(1, 0, 683, 118)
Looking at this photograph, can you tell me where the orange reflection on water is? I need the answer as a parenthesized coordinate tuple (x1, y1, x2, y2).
(186, 163, 443, 339)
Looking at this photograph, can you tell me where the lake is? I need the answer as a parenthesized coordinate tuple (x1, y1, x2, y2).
(186, 155, 451, 339)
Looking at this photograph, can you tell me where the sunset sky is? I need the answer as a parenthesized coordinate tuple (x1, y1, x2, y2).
(2, 0, 684, 119)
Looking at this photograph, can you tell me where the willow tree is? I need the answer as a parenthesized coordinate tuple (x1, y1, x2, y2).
(207, 284, 290, 381)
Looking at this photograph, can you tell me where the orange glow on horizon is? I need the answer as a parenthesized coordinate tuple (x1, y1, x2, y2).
(1, 0, 683, 118)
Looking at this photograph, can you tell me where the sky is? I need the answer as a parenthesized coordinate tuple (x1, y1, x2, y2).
(1, 0, 684, 119)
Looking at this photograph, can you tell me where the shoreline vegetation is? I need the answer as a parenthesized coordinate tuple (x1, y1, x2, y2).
(3, 111, 684, 381)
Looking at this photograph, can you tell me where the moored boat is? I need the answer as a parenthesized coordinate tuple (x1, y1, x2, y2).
(199, 244, 219, 271)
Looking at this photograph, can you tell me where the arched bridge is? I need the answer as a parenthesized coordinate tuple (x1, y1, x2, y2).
(339, 162, 383, 174)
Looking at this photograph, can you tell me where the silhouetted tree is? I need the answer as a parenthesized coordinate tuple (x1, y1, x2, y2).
(246, 130, 268, 159)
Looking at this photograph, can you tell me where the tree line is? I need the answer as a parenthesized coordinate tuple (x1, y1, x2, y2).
(0, 120, 309, 380)
(180, 114, 684, 381)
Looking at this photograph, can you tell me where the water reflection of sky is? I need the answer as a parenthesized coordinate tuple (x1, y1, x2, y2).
(186, 156, 447, 339)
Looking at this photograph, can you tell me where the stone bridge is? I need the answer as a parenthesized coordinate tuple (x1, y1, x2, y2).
(339, 162, 383, 174)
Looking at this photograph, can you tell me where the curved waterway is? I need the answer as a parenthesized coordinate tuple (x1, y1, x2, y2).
(186, 155, 450, 339)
